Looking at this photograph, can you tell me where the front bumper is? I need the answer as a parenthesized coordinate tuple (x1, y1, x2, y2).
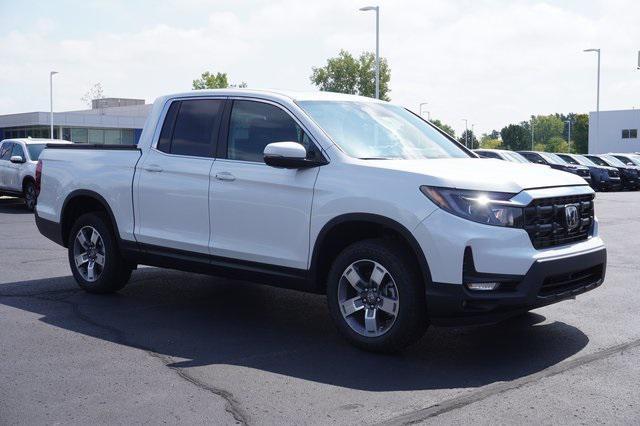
(426, 247, 606, 326)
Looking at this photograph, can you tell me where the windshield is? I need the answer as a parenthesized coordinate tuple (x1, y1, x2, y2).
(614, 155, 640, 166)
(587, 155, 609, 167)
(26, 144, 47, 160)
(297, 101, 470, 160)
(573, 154, 597, 167)
(558, 154, 579, 165)
(503, 151, 529, 163)
(602, 154, 627, 167)
(540, 152, 568, 165)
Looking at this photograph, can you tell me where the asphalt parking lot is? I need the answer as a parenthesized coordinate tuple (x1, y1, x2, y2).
(1, 193, 639, 425)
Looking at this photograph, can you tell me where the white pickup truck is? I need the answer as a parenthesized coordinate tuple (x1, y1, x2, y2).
(35, 89, 607, 352)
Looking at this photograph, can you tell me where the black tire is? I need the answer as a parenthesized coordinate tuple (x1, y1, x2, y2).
(67, 212, 132, 294)
(326, 238, 428, 353)
(23, 180, 37, 211)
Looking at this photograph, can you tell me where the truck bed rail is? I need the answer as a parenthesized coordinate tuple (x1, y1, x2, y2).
(45, 143, 139, 150)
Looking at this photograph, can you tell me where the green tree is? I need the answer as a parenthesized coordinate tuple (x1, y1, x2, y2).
(458, 130, 478, 149)
(533, 143, 546, 152)
(192, 71, 247, 90)
(500, 124, 530, 151)
(571, 114, 589, 153)
(545, 136, 569, 153)
(480, 136, 502, 149)
(430, 118, 455, 138)
(532, 115, 564, 145)
(310, 50, 391, 100)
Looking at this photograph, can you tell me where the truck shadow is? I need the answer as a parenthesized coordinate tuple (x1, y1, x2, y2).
(0, 268, 589, 392)
(0, 197, 30, 214)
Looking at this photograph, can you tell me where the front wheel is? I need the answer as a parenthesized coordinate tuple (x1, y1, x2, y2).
(68, 212, 132, 294)
(326, 239, 428, 353)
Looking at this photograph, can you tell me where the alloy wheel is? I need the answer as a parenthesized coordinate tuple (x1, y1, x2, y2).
(337, 259, 399, 337)
(73, 226, 106, 282)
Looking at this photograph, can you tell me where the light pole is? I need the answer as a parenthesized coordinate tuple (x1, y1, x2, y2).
(359, 5, 379, 99)
(531, 117, 535, 150)
(471, 123, 476, 148)
(462, 118, 469, 148)
(565, 119, 572, 153)
(49, 71, 58, 139)
(419, 102, 429, 120)
(584, 48, 600, 151)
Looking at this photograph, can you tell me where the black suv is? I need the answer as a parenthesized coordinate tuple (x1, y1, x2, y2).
(518, 151, 592, 185)
(585, 154, 640, 190)
(556, 153, 621, 191)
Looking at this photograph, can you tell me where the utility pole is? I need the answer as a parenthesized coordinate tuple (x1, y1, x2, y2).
(531, 117, 535, 150)
(359, 6, 380, 99)
(50, 71, 59, 138)
(584, 48, 601, 151)
(566, 119, 572, 153)
(462, 119, 469, 148)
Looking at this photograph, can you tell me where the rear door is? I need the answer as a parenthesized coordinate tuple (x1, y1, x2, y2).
(135, 98, 225, 254)
(209, 99, 321, 269)
(0, 142, 14, 189)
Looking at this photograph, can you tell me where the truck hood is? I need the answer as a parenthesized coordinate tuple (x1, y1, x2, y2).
(366, 158, 588, 193)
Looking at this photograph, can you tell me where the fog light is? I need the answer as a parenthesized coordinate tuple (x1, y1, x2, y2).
(466, 282, 500, 291)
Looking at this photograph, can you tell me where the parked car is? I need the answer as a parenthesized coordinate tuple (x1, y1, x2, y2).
(584, 154, 640, 190)
(609, 153, 640, 167)
(556, 153, 622, 191)
(0, 138, 72, 210)
(34, 89, 607, 352)
(474, 149, 533, 164)
(517, 151, 592, 184)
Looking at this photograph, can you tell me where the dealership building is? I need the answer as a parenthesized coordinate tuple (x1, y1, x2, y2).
(0, 98, 151, 145)
(589, 108, 640, 154)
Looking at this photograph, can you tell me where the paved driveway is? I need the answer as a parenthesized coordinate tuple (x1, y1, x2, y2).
(1, 193, 638, 424)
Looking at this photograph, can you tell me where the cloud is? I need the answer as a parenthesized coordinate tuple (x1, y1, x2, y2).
(0, 0, 639, 136)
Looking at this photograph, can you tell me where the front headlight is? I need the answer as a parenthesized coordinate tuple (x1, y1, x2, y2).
(420, 186, 523, 227)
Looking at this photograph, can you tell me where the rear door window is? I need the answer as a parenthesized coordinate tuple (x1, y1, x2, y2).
(156, 99, 224, 158)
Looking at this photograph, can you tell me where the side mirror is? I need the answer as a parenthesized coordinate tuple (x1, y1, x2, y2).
(263, 142, 326, 169)
(10, 155, 25, 164)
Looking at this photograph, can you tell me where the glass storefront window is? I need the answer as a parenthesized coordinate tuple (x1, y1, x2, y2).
(88, 129, 104, 144)
(71, 128, 88, 143)
(104, 129, 121, 145)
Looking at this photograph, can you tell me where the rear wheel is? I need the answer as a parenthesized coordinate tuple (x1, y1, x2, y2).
(326, 239, 428, 353)
(23, 181, 36, 211)
(68, 212, 132, 293)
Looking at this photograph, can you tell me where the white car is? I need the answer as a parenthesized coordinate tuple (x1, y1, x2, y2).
(34, 89, 607, 352)
(0, 138, 71, 210)
(474, 148, 532, 164)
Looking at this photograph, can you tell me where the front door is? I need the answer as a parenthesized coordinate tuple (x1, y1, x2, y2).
(135, 98, 225, 254)
(209, 99, 320, 270)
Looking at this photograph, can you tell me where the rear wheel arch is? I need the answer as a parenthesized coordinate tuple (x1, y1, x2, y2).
(60, 190, 121, 248)
(310, 213, 432, 294)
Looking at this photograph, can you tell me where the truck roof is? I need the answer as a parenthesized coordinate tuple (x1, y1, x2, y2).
(1, 138, 72, 145)
(158, 88, 385, 104)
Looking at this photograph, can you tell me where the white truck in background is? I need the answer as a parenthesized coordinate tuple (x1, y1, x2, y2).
(35, 89, 606, 352)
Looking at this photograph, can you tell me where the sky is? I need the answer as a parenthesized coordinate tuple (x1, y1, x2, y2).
(1, 0, 639, 136)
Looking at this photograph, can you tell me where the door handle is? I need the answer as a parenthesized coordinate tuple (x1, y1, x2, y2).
(215, 172, 236, 181)
(144, 164, 163, 173)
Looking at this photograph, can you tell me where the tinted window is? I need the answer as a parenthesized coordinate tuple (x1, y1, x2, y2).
(11, 143, 25, 158)
(157, 99, 223, 157)
(157, 101, 180, 153)
(631, 129, 638, 138)
(520, 152, 544, 164)
(586, 156, 609, 167)
(26, 144, 46, 160)
(622, 129, 630, 139)
(558, 154, 579, 165)
(0, 143, 13, 160)
(227, 100, 308, 162)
